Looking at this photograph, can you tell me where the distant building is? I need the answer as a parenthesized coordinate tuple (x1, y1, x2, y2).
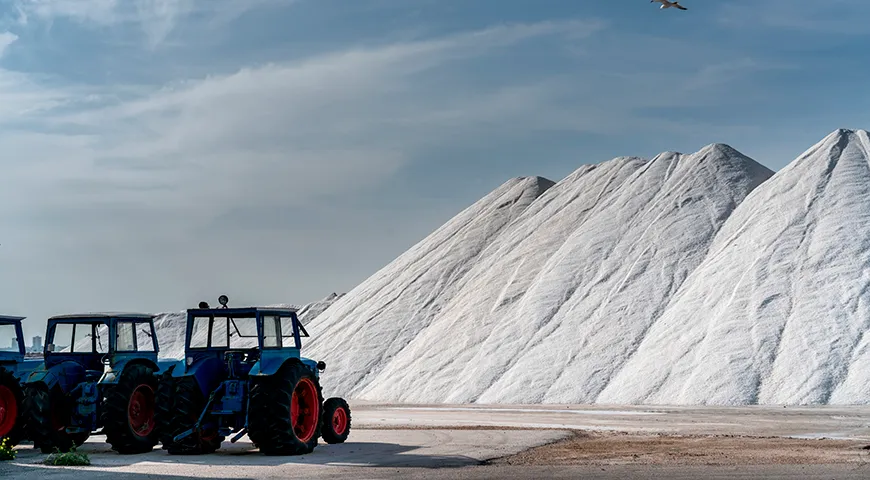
(10, 338, 16, 350)
(32, 335, 43, 352)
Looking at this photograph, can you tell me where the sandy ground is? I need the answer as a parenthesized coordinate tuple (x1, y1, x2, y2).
(2, 402, 870, 479)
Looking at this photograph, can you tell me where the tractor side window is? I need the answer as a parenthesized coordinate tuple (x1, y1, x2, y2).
(117, 322, 136, 352)
(280, 317, 298, 349)
(0, 324, 18, 352)
(212, 317, 229, 348)
(263, 315, 279, 348)
(135, 322, 155, 352)
(51, 324, 73, 352)
(190, 317, 210, 348)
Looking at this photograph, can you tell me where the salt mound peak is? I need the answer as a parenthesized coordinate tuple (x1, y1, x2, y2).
(598, 127, 870, 405)
(305, 142, 774, 403)
(301, 176, 555, 397)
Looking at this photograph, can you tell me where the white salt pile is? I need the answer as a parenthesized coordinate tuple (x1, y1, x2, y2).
(153, 128, 870, 406)
(302, 139, 776, 403)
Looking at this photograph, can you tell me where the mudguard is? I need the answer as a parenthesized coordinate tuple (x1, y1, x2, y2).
(25, 361, 86, 392)
(249, 351, 318, 378)
(157, 359, 184, 376)
(9, 359, 42, 382)
(173, 356, 226, 398)
(98, 357, 160, 385)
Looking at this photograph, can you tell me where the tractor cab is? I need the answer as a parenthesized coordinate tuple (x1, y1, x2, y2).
(23, 312, 163, 454)
(0, 315, 31, 445)
(181, 295, 315, 384)
(0, 316, 25, 363)
(41, 313, 158, 382)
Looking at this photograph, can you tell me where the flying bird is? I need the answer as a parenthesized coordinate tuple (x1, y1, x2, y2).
(651, 0, 688, 10)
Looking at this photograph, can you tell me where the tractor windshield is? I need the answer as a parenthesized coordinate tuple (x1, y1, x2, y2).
(50, 322, 109, 354)
(0, 323, 20, 352)
(189, 315, 259, 349)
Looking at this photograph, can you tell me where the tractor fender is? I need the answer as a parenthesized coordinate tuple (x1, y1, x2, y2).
(158, 359, 185, 377)
(175, 356, 226, 398)
(99, 358, 160, 385)
(4, 359, 41, 382)
(25, 361, 85, 392)
(249, 356, 318, 378)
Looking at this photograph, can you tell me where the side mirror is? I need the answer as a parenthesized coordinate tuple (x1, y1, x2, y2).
(316, 361, 326, 371)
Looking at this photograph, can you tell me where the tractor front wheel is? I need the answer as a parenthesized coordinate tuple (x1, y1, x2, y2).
(165, 377, 223, 455)
(22, 383, 88, 454)
(102, 363, 159, 454)
(248, 362, 322, 455)
(154, 367, 176, 449)
(321, 397, 351, 444)
(0, 369, 24, 446)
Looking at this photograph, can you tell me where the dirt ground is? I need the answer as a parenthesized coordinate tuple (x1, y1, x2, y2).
(492, 430, 870, 467)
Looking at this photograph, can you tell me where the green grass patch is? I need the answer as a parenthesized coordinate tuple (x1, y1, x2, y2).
(44, 448, 90, 466)
(0, 437, 15, 461)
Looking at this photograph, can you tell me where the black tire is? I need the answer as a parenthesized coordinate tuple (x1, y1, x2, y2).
(22, 383, 89, 454)
(248, 362, 323, 456)
(165, 377, 223, 455)
(0, 368, 24, 446)
(320, 397, 351, 444)
(154, 367, 176, 449)
(101, 363, 159, 454)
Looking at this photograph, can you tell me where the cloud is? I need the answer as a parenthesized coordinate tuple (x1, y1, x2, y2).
(3, 19, 603, 223)
(0, 30, 16, 56)
(0, 16, 777, 231)
(716, 0, 870, 35)
(0, 10, 795, 336)
(10, 0, 294, 48)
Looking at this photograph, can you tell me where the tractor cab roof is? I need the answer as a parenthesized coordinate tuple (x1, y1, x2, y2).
(0, 315, 25, 323)
(48, 312, 155, 322)
(187, 307, 299, 317)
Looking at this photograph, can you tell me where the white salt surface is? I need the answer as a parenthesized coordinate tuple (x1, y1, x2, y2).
(302, 138, 779, 404)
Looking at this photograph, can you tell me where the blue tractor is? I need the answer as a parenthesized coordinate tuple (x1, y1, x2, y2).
(0, 315, 40, 446)
(158, 295, 351, 456)
(22, 313, 168, 454)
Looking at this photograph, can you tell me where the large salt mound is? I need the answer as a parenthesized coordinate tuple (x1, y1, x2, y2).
(305, 143, 774, 402)
(598, 128, 870, 405)
(301, 176, 555, 395)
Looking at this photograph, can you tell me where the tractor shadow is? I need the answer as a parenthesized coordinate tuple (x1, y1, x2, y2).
(10, 435, 480, 470)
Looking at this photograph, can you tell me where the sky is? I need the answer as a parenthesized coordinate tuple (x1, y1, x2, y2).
(0, 0, 868, 340)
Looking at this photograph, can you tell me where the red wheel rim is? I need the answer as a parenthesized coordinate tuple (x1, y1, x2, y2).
(127, 384, 155, 438)
(0, 385, 17, 438)
(331, 406, 347, 435)
(290, 378, 319, 443)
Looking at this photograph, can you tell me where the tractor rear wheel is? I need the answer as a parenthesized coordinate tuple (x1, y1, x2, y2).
(154, 367, 176, 449)
(248, 362, 322, 456)
(320, 397, 351, 444)
(0, 368, 24, 446)
(165, 377, 223, 455)
(102, 363, 159, 454)
(22, 383, 88, 454)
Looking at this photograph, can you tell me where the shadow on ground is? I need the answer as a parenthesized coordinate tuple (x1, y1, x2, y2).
(7, 436, 479, 472)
